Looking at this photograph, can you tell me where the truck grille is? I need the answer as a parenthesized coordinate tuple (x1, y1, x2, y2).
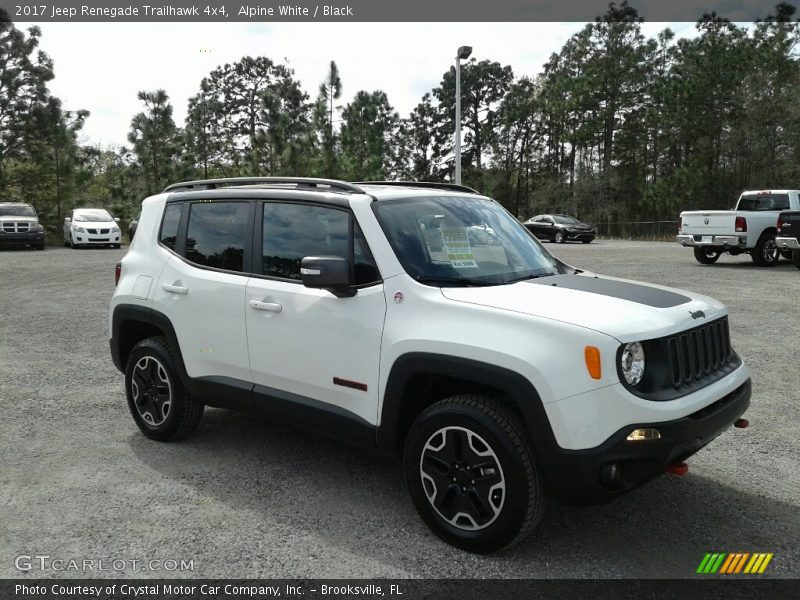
(2, 222, 31, 232)
(667, 317, 733, 389)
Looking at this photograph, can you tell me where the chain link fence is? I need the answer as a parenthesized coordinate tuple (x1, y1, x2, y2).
(593, 220, 678, 241)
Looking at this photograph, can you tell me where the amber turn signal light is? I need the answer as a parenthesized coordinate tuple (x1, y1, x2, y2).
(584, 346, 602, 380)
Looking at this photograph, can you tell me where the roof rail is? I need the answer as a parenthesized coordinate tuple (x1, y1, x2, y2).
(354, 181, 481, 195)
(163, 177, 365, 194)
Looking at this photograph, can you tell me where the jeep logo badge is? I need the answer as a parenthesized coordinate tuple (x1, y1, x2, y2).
(690, 310, 706, 319)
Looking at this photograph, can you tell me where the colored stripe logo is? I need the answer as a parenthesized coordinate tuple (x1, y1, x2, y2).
(696, 552, 773, 574)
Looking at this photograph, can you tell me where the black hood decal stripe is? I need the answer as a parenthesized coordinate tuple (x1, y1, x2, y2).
(527, 274, 691, 308)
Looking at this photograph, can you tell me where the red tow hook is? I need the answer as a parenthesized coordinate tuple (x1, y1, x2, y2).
(667, 462, 689, 476)
(734, 418, 749, 429)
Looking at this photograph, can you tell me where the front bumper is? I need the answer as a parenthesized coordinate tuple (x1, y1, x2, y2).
(74, 234, 121, 245)
(0, 231, 45, 246)
(676, 234, 746, 248)
(566, 231, 595, 241)
(776, 236, 800, 251)
(545, 378, 751, 505)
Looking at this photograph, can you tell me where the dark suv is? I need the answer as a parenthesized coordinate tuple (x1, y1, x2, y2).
(0, 202, 45, 250)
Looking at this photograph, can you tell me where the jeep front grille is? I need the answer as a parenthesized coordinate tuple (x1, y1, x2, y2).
(667, 317, 733, 389)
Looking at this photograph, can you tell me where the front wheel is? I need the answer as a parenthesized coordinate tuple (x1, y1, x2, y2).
(581, 239, 592, 244)
(403, 395, 545, 553)
(125, 337, 204, 441)
(751, 233, 779, 267)
(693, 247, 721, 264)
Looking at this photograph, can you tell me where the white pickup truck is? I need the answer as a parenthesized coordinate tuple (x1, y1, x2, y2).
(677, 190, 800, 266)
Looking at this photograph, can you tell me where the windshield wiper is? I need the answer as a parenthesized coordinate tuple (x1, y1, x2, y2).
(415, 275, 496, 287)
(504, 272, 556, 284)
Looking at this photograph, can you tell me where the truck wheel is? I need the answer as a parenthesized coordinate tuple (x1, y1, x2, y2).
(780, 249, 792, 261)
(693, 247, 721, 264)
(403, 395, 545, 553)
(751, 233, 779, 267)
(125, 337, 203, 442)
(793, 250, 800, 270)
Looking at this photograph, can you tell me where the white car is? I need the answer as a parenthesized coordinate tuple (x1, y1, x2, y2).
(110, 178, 751, 553)
(64, 208, 122, 248)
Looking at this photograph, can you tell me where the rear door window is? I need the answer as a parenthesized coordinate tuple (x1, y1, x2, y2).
(184, 202, 250, 272)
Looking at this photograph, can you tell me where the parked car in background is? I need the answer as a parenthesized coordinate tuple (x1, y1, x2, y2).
(63, 208, 122, 248)
(776, 210, 800, 269)
(0, 202, 45, 250)
(677, 190, 800, 266)
(523, 214, 595, 244)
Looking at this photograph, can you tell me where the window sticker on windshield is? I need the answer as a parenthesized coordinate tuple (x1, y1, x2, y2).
(440, 228, 478, 268)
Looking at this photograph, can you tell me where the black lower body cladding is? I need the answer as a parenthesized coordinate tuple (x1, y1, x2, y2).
(548, 379, 751, 505)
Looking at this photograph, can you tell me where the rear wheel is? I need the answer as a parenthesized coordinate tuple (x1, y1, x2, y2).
(403, 395, 544, 553)
(793, 250, 800, 270)
(554, 231, 565, 244)
(780, 249, 792, 261)
(751, 233, 779, 267)
(693, 247, 721, 264)
(125, 337, 203, 441)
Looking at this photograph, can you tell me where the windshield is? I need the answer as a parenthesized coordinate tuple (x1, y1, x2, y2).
(74, 210, 113, 222)
(737, 194, 789, 211)
(373, 196, 564, 286)
(553, 215, 580, 224)
(0, 204, 36, 217)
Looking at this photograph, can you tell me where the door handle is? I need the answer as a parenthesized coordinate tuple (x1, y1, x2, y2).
(249, 300, 282, 313)
(161, 283, 188, 295)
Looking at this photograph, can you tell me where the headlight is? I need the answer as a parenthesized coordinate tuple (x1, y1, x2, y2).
(112, 226, 120, 232)
(620, 342, 645, 386)
(73, 225, 86, 233)
(32, 223, 44, 231)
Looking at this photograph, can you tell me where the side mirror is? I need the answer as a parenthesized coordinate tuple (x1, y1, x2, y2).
(114, 217, 120, 223)
(64, 217, 71, 223)
(300, 256, 355, 298)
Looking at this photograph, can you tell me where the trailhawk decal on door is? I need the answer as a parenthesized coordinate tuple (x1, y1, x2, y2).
(527, 274, 691, 308)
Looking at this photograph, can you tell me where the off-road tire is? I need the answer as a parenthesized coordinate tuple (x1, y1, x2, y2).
(125, 336, 203, 441)
(403, 394, 545, 553)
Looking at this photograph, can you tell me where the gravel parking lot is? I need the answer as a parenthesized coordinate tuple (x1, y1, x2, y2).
(1, 240, 798, 579)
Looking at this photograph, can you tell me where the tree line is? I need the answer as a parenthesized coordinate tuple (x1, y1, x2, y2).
(2, 2, 800, 238)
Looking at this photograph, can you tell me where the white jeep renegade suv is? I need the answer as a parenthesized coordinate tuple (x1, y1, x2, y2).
(110, 177, 751, 552)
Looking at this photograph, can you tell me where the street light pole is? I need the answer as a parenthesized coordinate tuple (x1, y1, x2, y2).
(454, 46, 472, 186)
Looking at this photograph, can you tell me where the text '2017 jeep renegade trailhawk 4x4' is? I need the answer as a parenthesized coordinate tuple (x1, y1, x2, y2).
(110, 178, 751, 552)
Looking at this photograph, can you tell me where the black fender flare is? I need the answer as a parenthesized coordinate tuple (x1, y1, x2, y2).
(376, 353, 561, 477)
